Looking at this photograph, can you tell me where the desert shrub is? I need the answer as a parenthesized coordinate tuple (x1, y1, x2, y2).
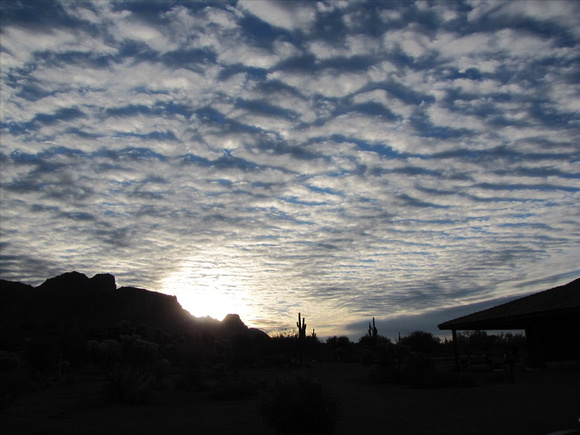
(324, 336, 353, 362)
(407, 354, 435, 371)
(358, 334, 390, 347)
(0, 351, 21, 373)
(102, 380, 154, 404)
(25, 336, 60, 371)
(399, 331, 441, 354)
(174, 367, 206, 392)
(367, 344, 411, 385)
(367, 365, 402, 385)
(403, 355, 435, 388)
(269, 332, 296, 355)
(87, 335, 160, 403)
(208, 379, 257, 401)
(258, 376, 340, 435)
(211, 363, 227, 378)
(458, 330, 497, 355)
(229, 334, 254, 367)
(405, 369, 477, 389)
(229, 333, 271, 367)
(361, 349, 375, 366)
(325, 336, 351, 349)
(332, 347, 348, 362)
(367, 353, 477, 389)
(404, 355, 477, 389)
(269, 353, 288, 369)
(0, 351, 34, 411)
(153, 358, 172, 390)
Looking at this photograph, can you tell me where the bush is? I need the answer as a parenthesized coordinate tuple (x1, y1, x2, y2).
(367, 353, 478, 389)
(367, 366, 402, 385)
(361, 349, 375, 366)
(87, 335, 160, 403)
(174, 367, 205, 392)
(405, 369, 477, 389)
(399, 331, 441, 354)
(208, 379, 257, 401)
(0, 351, 34, 411)
(269, 353, 288, 369)
(258, 376, 340, 435)
(404, 356, 476, 389)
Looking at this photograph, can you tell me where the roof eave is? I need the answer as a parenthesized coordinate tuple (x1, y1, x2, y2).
(438, 307, 580, 331)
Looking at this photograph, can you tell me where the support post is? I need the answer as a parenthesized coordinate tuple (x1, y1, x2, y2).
(452, 329, 460, 371)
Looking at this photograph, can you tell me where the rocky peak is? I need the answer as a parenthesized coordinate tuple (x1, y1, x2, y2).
(89, 273, 116, 292)
(38, 271, 90, 290)
(222, 313, 248, 333)
(37, 271, 116, 293)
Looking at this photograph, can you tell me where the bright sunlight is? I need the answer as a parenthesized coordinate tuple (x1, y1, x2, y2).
(159, 258, 253, 321)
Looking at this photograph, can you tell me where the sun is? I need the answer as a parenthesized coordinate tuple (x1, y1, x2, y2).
(176, 275, 242, 320)
(159, 260, 252, 321)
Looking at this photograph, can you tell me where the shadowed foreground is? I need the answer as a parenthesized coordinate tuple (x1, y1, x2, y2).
(3, 363, 579, 435)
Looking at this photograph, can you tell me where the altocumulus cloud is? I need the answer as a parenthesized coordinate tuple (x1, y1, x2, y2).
(1, 0, 579, 337)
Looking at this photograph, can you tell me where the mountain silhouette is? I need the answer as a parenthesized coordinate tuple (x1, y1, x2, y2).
(0, 271, 268, 341)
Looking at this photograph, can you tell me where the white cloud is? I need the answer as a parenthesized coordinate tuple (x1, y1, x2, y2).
(238, 0, 317, 31)
(309, 34, 381, 60)
(433, 31, 495, 58)
(1, 25, 116, 71)
(492, 0, 580, 37)
(218, 40, 296, 69)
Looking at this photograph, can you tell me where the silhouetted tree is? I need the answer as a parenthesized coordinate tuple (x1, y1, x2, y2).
(399, 331, 441, 354)
(325, 336, 353, 362)
(328, 336, 351, 348)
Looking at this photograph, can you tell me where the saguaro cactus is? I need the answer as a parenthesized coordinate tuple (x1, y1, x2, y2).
(368, 317, 378, 339)
(297, 313, 307, 340)
(296, 313, 307, 365)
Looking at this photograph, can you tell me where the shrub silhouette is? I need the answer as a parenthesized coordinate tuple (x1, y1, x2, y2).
(0, 351, 32, 411)
(269, 330, 321, 366)
(258, 376, 340, 435)
(25, 336, 60, 372)
(208, 378, 257, 401)
(87, 334, 159, 403)
(399, 330, 441, 354)
(324, 336, 355, 362)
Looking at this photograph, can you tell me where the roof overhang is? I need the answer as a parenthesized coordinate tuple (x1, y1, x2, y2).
(438, 307, 580, 331)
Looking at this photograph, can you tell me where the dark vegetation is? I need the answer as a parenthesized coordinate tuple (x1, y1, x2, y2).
(1, 272, 579, 434)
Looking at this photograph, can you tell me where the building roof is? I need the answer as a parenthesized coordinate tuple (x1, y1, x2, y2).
(438, 278, 580, 330)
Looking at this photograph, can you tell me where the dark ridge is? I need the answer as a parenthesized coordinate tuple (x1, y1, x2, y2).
(0, 271, 268, 341)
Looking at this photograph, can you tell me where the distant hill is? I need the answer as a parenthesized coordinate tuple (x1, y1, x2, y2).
(0, 271, 268, 341)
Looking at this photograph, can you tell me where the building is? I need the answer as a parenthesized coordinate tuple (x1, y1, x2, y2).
(438, 278, 580, 368)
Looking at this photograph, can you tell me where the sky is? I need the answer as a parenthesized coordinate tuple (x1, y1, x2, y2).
(1, 0, 579, 340)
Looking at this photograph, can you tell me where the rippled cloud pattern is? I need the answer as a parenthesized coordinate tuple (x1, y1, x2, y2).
(1, 0, 579, 336)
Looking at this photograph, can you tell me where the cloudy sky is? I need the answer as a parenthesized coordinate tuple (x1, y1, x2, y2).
(1, 0, 579, 339)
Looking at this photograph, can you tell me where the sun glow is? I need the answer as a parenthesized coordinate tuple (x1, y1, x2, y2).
(160, 259, 254, 322)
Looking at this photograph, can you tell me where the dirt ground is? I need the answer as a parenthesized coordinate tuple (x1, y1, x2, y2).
(318, 363, 580, 435)
(2, 363, 579, 435)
